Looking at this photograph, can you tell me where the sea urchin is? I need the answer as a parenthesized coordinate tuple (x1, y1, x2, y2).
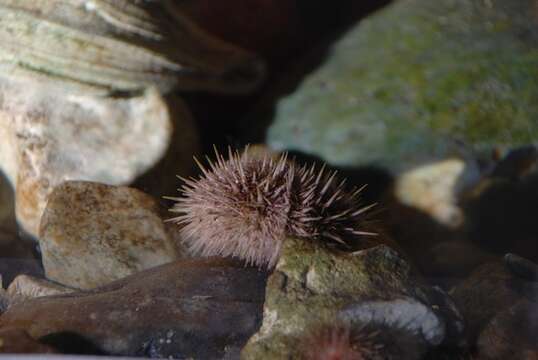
(300, 324, 383, 360)
(166, 147, 375, 268)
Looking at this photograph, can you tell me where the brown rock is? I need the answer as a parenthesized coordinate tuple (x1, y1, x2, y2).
(0, 259, 266, 358)
(450, 262, 523, 343)
(39, 181, 179, 289)
(476, 300, 538, 360)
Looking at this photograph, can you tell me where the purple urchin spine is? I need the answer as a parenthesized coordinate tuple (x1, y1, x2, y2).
(166, 147, 376, 268)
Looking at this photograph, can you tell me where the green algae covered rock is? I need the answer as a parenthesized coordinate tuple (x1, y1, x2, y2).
(241, 238, 464, 359)
(267, 0, 538, 172)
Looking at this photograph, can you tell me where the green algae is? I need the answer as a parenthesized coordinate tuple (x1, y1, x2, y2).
(267, 0, 538, 171)
(241, 238, 421, 359)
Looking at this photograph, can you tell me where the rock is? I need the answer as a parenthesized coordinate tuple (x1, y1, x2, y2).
(1, 274, 73, 312)
(476, 300, 538, 360)
(449, 262, 526, 343)
(393, 159, 477, 227)
(267, 0, 538, 171)
(241, 238, 463, 359)
(0, 0, 264, 95)
(504, 253, 538, 282)
(38, 181, 180, 289)
(0, 328, 57, 354)
(7, 275, 73, 301)
(131, 92, 201, 200)
(0, 81, 189, 237)
(0, 259, 266, 358)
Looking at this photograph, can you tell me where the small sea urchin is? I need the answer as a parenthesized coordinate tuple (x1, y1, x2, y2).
(166, 147, 376, 268)
(300, 324, 383, 360)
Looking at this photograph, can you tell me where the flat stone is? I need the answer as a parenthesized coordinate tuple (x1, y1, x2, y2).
(242, 238, 463, 359)
(0, 259, 266, 358)
(7, 275, 73, 302)
(39, 181, 180, 289)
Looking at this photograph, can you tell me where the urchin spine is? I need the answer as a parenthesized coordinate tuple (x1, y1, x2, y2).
(167, 147, 375, 268)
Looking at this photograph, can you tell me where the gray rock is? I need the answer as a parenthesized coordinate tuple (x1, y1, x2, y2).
(504, 253, 538, 282)
(7, 275, 73, 301)
(39, 181, 180, 289)
(0, 259, 266, 359)
(340, 298, 444, 347)
(241, 238, 463, 359)
(267, 0, 538, 171)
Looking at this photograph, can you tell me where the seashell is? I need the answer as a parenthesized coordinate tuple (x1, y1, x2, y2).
(0, 0, 265, 94)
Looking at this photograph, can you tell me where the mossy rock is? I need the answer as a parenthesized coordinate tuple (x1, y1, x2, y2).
(267, 0, 538, 172)
(241, 238, 463, 359)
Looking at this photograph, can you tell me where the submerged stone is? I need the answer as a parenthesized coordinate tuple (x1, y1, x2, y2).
(0, 259, 266, 358)
(242, 238, 463, 359)
(39, 181, 180, 289)
(267, 0, 538, 172)
(0, 0, 264, 95)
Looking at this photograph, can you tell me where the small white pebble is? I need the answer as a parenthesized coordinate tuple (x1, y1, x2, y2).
(84, 1, 96, 11)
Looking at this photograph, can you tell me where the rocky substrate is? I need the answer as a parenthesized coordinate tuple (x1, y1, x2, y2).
(1, 0, 538, 359)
